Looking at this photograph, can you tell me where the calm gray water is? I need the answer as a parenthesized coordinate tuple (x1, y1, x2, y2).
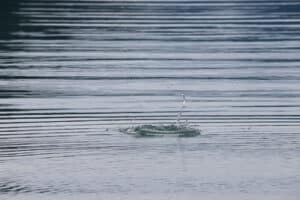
(1, 0, 300, 199)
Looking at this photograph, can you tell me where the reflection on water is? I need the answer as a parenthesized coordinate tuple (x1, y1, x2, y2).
(1, 0, 300, 199)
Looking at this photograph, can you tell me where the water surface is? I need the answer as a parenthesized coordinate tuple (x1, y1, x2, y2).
(0, 0, 300, 199)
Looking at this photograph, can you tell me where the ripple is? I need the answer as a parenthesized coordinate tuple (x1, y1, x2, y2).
(120, 124, 201, 137)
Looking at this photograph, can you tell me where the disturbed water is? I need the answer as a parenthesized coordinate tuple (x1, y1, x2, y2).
(1, 0, 300, 199)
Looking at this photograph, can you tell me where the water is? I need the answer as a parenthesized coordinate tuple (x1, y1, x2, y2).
(1, 0, 300, 199)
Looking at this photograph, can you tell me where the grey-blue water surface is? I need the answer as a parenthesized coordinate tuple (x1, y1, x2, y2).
(0, 0, 300, 199)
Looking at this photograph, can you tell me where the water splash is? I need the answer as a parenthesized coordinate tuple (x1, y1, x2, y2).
(177, 93, 187, 126)
(120, 94, 200, 137)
